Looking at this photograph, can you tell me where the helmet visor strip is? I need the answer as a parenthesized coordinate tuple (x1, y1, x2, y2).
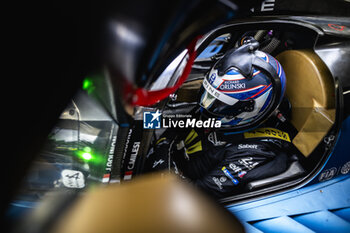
(200, 78, 256, 118)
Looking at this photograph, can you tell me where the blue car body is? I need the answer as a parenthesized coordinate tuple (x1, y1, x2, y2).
(195, 17, 350, 232)
(227, 116, 350, 232)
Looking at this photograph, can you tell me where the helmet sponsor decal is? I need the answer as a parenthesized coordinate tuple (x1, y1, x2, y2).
(202, 78, 238, 105)
(218, 80, 246, 91)
(209, 73, 216, 84)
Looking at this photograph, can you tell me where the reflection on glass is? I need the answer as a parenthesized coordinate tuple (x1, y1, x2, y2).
(10, 91, 119, 210)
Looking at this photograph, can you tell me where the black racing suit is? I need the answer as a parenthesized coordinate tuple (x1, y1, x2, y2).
(144, 107, 300, 198)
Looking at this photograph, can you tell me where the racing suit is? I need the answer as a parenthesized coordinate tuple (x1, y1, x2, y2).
(144, 106, 300, 198)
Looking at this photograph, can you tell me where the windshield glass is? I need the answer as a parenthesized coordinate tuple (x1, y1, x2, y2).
(11, 90, 119, 206)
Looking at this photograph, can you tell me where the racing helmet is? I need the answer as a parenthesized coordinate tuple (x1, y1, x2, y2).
(199, 39, 286, 132)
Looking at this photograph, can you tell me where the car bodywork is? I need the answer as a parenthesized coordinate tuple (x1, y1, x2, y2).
(4, 1, 350, 232)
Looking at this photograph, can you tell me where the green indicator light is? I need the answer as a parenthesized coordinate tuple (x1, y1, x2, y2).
(83, 146, 92, 153)
(83, 79, 92, 89)
(82, 78, 95, 94)
(82, 152, 92, 161)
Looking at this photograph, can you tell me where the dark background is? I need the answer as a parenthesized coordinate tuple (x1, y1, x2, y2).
(3, 0, 350, 227)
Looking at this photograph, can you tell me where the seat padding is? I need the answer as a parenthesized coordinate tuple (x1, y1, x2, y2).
(276, 50, 335, 156)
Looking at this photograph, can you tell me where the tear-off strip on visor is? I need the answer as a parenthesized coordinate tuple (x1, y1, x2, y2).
(202, 78, 238, 106)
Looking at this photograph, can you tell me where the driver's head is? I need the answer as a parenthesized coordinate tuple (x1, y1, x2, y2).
(199, 39, 286, 132)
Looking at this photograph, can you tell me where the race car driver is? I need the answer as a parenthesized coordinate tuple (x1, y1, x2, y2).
(145, 38, 301, 198)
